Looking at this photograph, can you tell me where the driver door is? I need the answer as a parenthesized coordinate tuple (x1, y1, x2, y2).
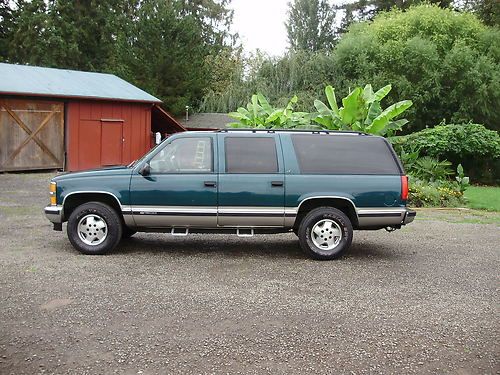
(129, 135, 218, 228)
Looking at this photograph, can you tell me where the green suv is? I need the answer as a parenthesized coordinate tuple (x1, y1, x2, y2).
(44, 130, 415, 260)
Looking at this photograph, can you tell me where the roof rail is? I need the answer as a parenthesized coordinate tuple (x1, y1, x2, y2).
(216, 129, 370, 136)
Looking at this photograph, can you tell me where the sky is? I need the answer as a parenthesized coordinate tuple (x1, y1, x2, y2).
(230, 0, 347, 57)
(230, 0, 291, 57)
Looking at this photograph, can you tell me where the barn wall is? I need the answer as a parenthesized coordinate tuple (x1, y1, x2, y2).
(66, 101, 152, 171)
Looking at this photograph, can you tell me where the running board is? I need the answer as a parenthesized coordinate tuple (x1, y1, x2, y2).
(236, 228, 254, 237)
(136, 227, 291, 235)
(167, 227, 261, 237)
(171, 227, 189, 236)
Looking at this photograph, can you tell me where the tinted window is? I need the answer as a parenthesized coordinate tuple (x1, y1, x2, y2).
(225, 137, 278, 173)
(291, 135, 400, 175)
(149, 137, 212, 173)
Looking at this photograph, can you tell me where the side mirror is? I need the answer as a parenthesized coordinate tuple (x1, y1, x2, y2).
(139, 163, 151, 176)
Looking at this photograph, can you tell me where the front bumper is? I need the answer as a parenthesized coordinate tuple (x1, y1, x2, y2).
(403, 208, 416, 225)
(44, 205, 63, 224)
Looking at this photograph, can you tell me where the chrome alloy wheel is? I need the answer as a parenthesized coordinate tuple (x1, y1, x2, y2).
(311, 219, 342, 250)
(77, 214, 108, 246)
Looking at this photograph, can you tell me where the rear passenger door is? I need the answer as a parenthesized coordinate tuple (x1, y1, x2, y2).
(217, 134, 285, 227)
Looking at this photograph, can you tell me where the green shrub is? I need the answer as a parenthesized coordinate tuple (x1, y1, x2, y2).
(408, 178, 465, 207)
(392, 123, 500, 183)
(334, 5, 499, 132)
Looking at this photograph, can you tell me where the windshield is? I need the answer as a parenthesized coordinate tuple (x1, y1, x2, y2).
(127, 139, 167, 168)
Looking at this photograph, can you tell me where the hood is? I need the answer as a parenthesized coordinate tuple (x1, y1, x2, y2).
(53, 165, 132, 181)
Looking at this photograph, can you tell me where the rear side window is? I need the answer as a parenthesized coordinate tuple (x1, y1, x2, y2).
(225, 137, 278, 173)
(291, 135, 401, 175)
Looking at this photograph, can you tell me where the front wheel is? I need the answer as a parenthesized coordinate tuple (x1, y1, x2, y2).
(298, 207, 353, 260)
(67, 202, 122, 255)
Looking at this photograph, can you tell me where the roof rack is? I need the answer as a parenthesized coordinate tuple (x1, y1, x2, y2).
(216, 129, 370, 136)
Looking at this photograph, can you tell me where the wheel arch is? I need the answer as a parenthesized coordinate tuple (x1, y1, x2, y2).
(62, 191, 122, 221)
(294, 196, 359, 229)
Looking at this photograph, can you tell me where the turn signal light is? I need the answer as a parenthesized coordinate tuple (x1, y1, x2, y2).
(401, 175, 409, 201)
(49, 182, 57, 205)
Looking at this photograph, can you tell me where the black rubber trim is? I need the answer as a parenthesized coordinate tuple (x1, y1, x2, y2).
(219, 213, 284, 217)
(358, 213, 402, 218)
(130, 211, 216, 217)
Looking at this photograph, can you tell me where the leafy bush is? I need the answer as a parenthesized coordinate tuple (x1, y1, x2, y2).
(392, 123, 500, 183)
(313, 84, 412, 135)
(334, 5, 499, 132)
(411, 156, 453, 182)
(228, 93, 311, 129)
(408, 178, 465, 207)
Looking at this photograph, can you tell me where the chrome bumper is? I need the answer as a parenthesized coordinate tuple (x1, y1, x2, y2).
(44, 205, 63, 224)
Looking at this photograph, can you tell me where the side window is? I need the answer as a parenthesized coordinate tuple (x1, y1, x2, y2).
(291, 135, 401, 175)
(149, 137, 212, 173)
(225, 137, 278, 173)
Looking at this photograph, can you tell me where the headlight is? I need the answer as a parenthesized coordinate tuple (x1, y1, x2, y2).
(49, 182, 57, 205)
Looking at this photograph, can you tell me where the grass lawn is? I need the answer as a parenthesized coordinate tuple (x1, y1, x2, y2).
(464, 186, 500, 212)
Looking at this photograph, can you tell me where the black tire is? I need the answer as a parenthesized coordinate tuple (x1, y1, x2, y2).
(298, 207, 353, 260)
(67, 202, 122, 255)
(122, 227, 137, 239)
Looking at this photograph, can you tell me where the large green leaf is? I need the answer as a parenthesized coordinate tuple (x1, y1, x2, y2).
(367, 100, 413, 134)
(362, 84, 375, 104)
(340, 87, 362, 125)
(380, 100, 413, 120)
(314, 99, 333, 117)
(251, 94, 259, 120)
(265, 109, 284, 124)
(257, 93, 272, 114)
(228, 111, 248, 121)
(373, 84, 392, 101)
(284, 95, 298, 117)
(313, 115, 334, 129)
(365, 101, 382, 125)
(325, 86, 339, 115)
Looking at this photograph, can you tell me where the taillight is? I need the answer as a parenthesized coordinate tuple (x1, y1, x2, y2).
(401, 175, 408, 201)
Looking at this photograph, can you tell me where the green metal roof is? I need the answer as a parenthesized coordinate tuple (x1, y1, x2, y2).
(0, 63, 161, 103)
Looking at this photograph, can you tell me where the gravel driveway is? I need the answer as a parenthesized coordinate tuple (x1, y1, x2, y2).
(0, 172, 498, 374)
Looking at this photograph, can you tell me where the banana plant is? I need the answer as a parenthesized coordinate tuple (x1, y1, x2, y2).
(228, 93, 312, 129)
(313, 84, 412, 136)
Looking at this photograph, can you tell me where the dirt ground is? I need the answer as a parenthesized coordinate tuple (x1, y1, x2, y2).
(0, 172, 498, 374)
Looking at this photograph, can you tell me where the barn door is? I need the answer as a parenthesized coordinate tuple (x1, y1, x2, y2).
(0, 99, 64, 171)
(100, 120, 123, 166)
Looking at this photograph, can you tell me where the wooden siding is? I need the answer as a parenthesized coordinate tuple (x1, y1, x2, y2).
(66, 101, 151, 171)
(0, 98, 64, 171)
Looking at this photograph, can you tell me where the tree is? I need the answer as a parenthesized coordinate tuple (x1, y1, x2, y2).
(336, 0, 452, 34)
(0, 0, 236, 115)
(286, 0, 336, 51)
(0, 0, 13, 61)
(334, 4, 499, 132)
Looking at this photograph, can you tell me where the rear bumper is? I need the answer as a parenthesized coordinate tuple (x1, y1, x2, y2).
(357, 207, 416, 228)
(403, 209, 416, 225)
(44, 205, 63, 224)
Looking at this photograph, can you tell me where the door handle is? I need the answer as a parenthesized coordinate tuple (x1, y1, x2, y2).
(271, 181, 284, 187)
(204, 181, 217, 187)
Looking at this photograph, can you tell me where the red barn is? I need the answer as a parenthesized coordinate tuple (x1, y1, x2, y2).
(0, 63, 185, 172)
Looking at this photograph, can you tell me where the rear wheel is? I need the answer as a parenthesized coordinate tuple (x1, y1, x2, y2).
(67, 202, 122, 255)
(298, 207, 353, 260)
